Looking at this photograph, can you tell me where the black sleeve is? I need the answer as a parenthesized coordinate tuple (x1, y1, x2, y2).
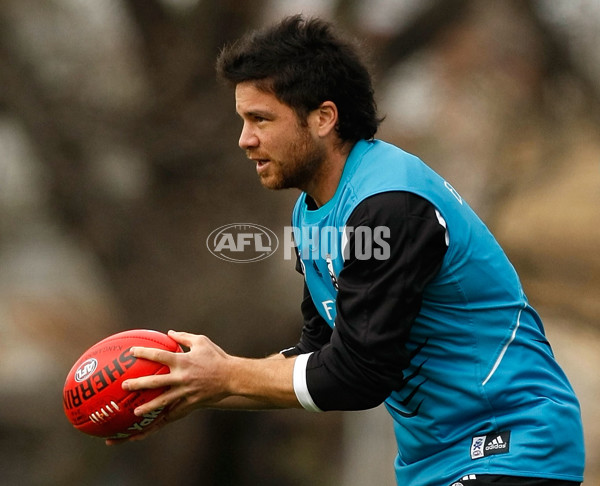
(305, 191, 448, 410)
(281, 281, 333, 357)
(280, 250, 333, 357)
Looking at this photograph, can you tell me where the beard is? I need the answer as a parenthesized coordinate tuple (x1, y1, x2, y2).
(251, 127, 327, 192)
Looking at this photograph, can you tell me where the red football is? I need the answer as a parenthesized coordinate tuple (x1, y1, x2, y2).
(63, 329, 182, 439)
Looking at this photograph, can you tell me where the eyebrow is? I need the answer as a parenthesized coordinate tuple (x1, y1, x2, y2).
(238, 109, 274, 119)
(239, 110, 274, 118)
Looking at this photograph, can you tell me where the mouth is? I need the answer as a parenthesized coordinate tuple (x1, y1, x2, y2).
(250, 157, 271, 174)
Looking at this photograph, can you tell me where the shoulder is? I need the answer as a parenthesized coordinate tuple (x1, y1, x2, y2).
(347, 191, 440, 227)
(340, 140, 438, 214)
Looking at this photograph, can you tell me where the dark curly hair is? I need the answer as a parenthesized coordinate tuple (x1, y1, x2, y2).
(216, 15, 381, 143)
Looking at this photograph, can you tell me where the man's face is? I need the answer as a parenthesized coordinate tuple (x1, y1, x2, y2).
(235, 81, 326, 192)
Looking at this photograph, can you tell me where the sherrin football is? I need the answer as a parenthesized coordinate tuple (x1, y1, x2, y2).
(63, 329, 182, 439)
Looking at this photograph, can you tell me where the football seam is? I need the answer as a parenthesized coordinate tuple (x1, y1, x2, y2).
(97, 334, 180, 352)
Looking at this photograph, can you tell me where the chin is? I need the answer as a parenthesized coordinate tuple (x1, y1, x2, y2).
(259, 175, 286, 191)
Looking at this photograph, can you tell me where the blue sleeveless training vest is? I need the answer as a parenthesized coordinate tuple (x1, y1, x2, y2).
(292, 139, 584, 485)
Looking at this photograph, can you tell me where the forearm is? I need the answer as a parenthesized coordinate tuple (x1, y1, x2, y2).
(199, 352, 300, 410)
(223, 355, 301, 409)
(206, 396, 286, 410)
(123, 333, 302, 417)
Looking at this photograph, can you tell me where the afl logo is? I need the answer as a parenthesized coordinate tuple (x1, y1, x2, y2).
(206, 223, 279, 263)
(74, 358, 98, 382)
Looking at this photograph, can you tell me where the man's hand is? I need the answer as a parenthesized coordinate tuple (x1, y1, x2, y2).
(123, 331, 232, 415)
(105, 330, 299, 445)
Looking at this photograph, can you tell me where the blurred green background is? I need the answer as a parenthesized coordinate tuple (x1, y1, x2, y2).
(1, 0, 599, 484)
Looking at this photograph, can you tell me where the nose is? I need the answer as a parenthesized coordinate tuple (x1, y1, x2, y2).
(238, 123, 259, 150)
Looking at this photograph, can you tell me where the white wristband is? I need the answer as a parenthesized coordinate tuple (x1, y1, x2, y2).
(293, 353, 322, 412)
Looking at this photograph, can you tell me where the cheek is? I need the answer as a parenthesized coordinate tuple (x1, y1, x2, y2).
(263, 133, 288, 157)
(264, 122, 309, 159)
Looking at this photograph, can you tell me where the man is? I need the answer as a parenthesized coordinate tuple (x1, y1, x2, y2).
(108, 15, 585, 486)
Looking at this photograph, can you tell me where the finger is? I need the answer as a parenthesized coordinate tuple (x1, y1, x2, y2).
(105, 437, 127, 446)
(167, 330, 202, 349)
(159, 397, 195, 422)
(104, 432, 150, 446)
(123, 373, 173, 392)
(130, 346, 176, 366)
(105, 414, 167, 445)
(106, 440, 123, 446)
(132, 388, 182, 416)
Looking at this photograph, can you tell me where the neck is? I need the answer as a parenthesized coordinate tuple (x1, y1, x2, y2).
(306, 141, 353, 207)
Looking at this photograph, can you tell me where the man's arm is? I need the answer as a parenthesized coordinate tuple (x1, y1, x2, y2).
(104, 332, 301, 445)
(121, 331, 301, 416)
(186, 351, 298, 410)
(294, 191, 448, 411)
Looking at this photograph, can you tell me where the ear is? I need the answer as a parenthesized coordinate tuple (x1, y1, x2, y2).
(314, 101, 339, 138)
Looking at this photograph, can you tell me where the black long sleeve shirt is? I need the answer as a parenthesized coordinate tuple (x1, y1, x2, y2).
(283, 191, 448, 410)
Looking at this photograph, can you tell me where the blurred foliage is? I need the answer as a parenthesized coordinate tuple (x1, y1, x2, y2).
(0, 0, 598, 484)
